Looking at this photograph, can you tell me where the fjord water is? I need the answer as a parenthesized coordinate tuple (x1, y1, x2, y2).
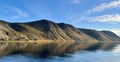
(0, 42, 120, 62)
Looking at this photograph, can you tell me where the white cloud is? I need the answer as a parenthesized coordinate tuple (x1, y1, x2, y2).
(84, 14, 120, 22)
(69, 0, 80, 4)
(91, 0, 120, 12)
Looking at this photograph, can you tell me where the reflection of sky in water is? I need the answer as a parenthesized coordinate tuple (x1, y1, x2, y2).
(0, 44, 120, 62)
(113, 44, 120, 53)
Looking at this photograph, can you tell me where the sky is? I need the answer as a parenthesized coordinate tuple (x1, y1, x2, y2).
(0, 0, 120, 35)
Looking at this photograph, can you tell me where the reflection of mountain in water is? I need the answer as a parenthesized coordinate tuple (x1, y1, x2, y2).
(0, 42, 119, 57)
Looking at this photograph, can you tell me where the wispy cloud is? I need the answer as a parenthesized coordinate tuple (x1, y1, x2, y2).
(12, 7, 29, 18)
(3, 6, 29, 19)
(90, 0, 120, 12)
(81, 14, 120, 22)
(69, 0, 80, 4)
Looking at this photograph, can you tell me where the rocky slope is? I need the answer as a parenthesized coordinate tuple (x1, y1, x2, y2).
(0, 19, 120, 41)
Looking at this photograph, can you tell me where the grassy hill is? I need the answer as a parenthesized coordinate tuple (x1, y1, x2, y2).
(0, 19, 120, 42)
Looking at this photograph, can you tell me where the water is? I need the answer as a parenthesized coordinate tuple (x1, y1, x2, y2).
(0, 43, 120, 62)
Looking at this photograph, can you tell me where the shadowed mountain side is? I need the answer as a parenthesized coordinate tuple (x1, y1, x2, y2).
(101, 31, 120, 41)
(79, 28, 120, 41)
(0, 19, 120, 41)
(58, 23, 97, 41)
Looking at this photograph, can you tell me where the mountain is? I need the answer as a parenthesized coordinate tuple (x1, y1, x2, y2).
(0, 19, 120, 41)
(79, 28, 120, 41)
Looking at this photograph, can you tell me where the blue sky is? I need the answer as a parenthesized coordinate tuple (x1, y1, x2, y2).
(0, 0, 120, 32)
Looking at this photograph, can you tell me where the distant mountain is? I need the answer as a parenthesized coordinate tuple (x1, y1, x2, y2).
(0, 19, 120, 41)
(111, 30, 120, 37)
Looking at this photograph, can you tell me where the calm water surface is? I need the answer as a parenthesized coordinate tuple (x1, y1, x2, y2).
(0, 43, 120, 62)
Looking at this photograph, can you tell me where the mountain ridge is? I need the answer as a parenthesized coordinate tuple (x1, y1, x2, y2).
(0, 19, 120, 42)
